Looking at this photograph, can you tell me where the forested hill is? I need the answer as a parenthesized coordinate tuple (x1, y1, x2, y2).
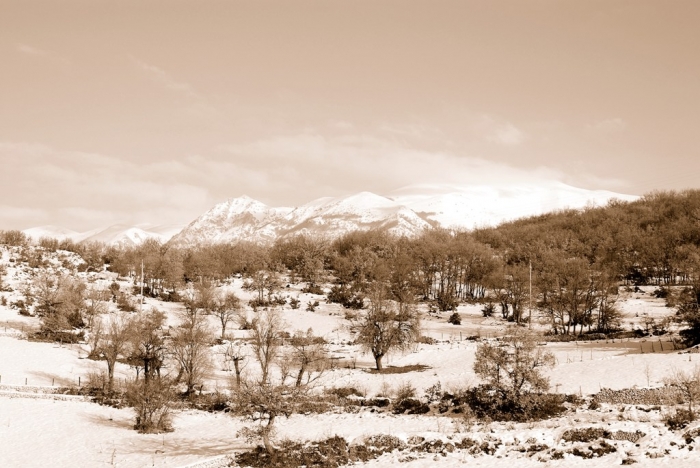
(473, 190, 700, 285)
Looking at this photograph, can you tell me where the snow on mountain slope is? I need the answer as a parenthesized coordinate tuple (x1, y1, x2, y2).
(277, 192, 431, 238)
(22, 225, 79, 242)
(77, 225, 169, 247)
(390, 182, 639, 229)
(23, 224, 183, 247)
(171, 192, 432, 246)
(21, 183, 640, 247)
(168, 196, 293, 246)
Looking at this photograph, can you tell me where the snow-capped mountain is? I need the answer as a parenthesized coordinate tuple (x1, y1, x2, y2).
(277, 192, 432, 239)
(22, 225, 80, 242)
(169, 192, 433, 246)
(22, 183, 639, 247)
(170, 183, 638, 246)
(75, 225, 170, 247)
(389, 181, 639, 230)
(23, 224, 185, 247)
(168, 196, 293, 245)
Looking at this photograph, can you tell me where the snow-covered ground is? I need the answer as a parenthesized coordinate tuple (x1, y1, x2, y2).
(1, 250, 698, 467)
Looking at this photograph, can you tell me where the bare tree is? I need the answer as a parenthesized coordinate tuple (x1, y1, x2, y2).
(224, 340, 248, 388)
(125, 308, 173, 433)
(250, 309, 285, 383)
(353, 285, 421, 371)
(288, 329, 329, 387)
(127, 308, 167, 384)
(84, 287, 109, 328)
(170, 311, 214, 396)
(210, 291, 242, 340)
(474, 327, 555, 398)
(234, 378, 301, 455)
(125, 377, 174, 433)
(96, 313, 133, 392)
(246, 269, 280, 304)
(665, 366, 700, 417)
(32, 273, 87, 335)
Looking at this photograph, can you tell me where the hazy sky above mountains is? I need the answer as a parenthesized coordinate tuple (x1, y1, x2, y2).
(1, 0, 699, 231)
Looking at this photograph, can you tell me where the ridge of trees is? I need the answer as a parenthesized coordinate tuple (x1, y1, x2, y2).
(5, 189, 700, 341)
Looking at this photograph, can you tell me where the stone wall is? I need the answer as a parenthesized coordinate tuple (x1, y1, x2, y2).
(593, 387, 684, 406)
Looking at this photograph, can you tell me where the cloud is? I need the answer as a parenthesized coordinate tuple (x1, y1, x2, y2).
(474, 116, 526, 146)
(487, 123, 526, 146)
(0, 142, 213, 230)
(129, 56, 199, 99)
(588, 118, 627, 132)
(0, 205, 48, 222)
(16, 43, 71, 65)
(16, 43, 47, 56)
(216, 131, 560, 205)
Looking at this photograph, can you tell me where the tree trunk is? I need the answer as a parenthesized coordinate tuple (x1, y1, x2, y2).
(107, 361, 115, 393)
(374, 354, 384, 371)
(295, 366, 305, 387)
(233, 359, 241, 388)
(262, 415, 276, 454)
(233, 359, 242, 388)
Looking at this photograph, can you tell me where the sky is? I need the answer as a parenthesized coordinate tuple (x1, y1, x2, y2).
(1, 0, 699, 231)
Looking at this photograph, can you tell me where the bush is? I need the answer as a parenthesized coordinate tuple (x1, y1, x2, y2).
(481, 302, 495, 317)
(434, 291, 459, 312)
(271, 294, 287, 306)
(393, 398, 430, 415)
(664, 409, 695, 430)
(187, 390, 229, 413)
(463, 385, 567, 422)
(249, 298, 270, 310)
(326, 285, 364, 309)
(306, 300, 319, 312)
(125, 379, 174, 434)
(235, 434, 409, 468)
(327, 387, 364, 399)
(116, 293, 137, 312)
(570, 440, 616, 458)
(11, 299, 30, 316)
(424, 382, 442, 403)
(447, 312, 461, 325)
(158, 290, 181, 302)
(31, 329, 85, 344)
(395, 381, 416, 401)
(289, 297, 301, 310)
(302, 284, 324, 295)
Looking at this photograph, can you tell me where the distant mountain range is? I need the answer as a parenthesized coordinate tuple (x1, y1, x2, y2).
(23, 224, 185, 247)
(23, 182, 639, 247)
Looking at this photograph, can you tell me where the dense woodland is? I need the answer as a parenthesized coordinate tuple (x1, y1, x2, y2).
(3, 190, 700, 342)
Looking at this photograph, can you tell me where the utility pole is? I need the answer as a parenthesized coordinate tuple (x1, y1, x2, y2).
(140, 260, 144, 311)
(528, 260, 532, 329)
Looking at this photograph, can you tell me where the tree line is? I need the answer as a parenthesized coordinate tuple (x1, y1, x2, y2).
(3, 189, 700, 341)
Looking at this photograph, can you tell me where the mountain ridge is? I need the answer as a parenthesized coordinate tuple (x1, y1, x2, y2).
(22, 183, 639, 247)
